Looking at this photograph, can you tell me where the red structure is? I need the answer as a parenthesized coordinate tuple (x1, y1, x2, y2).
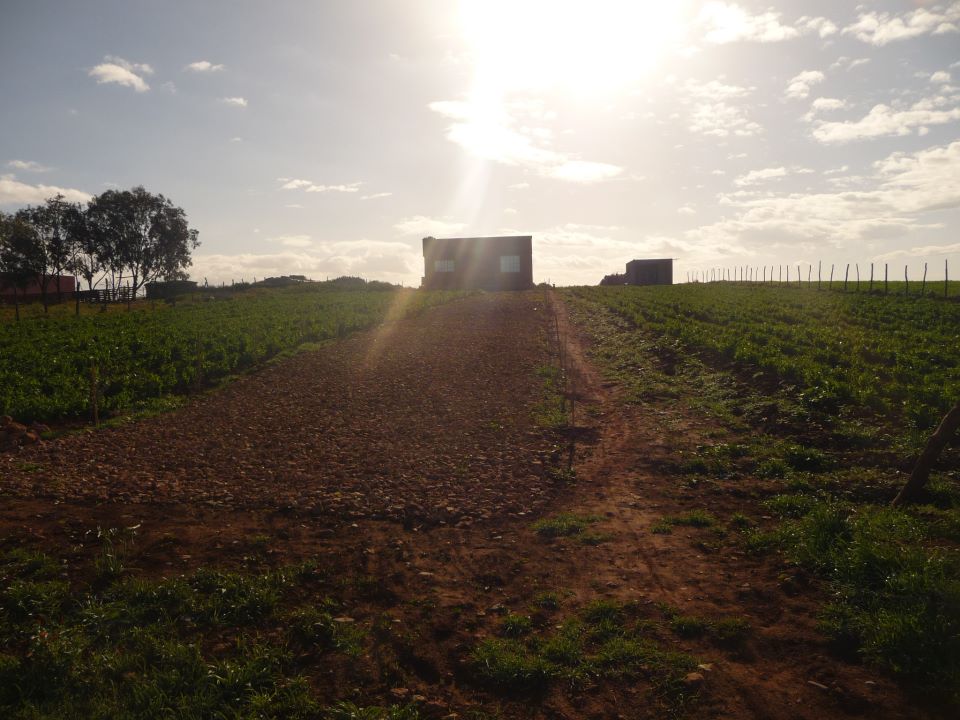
(421, 235, 533, 290)
(0, 274, 75, 301)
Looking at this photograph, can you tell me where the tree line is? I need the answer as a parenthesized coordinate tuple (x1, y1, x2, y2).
(0, 186, 199, 312)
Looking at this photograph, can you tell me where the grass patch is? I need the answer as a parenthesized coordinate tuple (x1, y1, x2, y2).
(531, 513, 601, 538)
(651, 510, 718, 534)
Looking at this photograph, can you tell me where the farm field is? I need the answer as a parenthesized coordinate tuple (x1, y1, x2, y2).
(0, 281, 464, 424)
(0, 288, 956, 719)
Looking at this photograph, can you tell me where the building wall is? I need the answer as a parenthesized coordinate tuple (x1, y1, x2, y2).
(422, 236, 533, 291)
(625, 259, 673, 286)
(0, 274, 75, 300)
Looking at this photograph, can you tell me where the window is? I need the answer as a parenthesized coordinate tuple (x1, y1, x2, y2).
(434, 259, 455, 273)
(500, 255, 520, 273)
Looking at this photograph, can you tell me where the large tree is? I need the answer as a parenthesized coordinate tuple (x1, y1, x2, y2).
(18, 195, 82, 310)
(86, 186, 199, 296)
(0, 210, 46, 320)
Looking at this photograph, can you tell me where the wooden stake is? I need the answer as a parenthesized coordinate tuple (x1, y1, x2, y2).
(870, 262, 874, 292)
(885, 263, 888, 294)
(855, 264, 860, 292)
(892, 401, 960, 507)
(904, 265, 909, 295)
(844, 263, 849, 292)
(922, 262, 927, 296)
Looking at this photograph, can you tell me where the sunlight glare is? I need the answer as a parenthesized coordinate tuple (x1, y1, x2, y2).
(459, 0, 688, 96)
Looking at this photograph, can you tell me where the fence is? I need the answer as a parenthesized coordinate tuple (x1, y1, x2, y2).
(685, 259, 953, 297)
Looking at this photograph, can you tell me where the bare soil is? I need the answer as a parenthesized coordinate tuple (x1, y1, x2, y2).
(0, 292, 940, 718)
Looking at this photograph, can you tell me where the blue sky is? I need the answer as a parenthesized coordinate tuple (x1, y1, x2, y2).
(1, 0, 958, 285)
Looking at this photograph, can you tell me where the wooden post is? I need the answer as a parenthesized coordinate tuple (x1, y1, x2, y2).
(830, 264, 834, 288)
(786, 265, 790, 284)
(763, 266, 766, 283)
(922, 262, 927, 296)
(818, 260, 822, 290)
(89, 364, 99, 427)
(892, 401, 960, 507)
(855, 264, 860, 292)
(904, 265, 908, 295)
(885, 263, 888, 294)
(946, 259, 950, 298)
(797, 265, 801, 288)
(870, 263, 874, 292)
(779, 265, 782, 284)
(807, 264, 811, 285)
(844, 263, 849, 292)
(75, 276, 80, 316)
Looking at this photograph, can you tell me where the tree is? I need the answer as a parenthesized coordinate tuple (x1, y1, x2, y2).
(86, 186, 199, 297)
(67, 205, 105, 293)
(0, 211, 45, 321)
(22, 194, 81, 309)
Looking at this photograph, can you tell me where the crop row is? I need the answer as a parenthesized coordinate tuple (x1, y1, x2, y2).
(567, 284, 960, 429)
(0, 286, 462, 422)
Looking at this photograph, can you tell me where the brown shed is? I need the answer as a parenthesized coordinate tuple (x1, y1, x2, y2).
(625, 258, 673, 286)
(422, 235, 533, 291)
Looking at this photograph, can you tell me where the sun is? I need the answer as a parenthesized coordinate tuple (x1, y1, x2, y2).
(458, 0, 689, 97)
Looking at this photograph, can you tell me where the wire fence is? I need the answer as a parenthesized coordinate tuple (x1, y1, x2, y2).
(685, 259, 954, 297)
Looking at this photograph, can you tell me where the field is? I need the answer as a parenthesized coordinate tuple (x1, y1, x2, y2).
(0, 283, 462, 423)
(0, 286, 958, 719)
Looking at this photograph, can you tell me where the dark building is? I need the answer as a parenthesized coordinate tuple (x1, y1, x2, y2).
(422, 235, 533, 290)
(145, 280, 198, 299)
(600, 259, 673, 286)
(0, 273, 75, 300)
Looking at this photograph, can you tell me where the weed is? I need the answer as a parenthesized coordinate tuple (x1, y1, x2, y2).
(500, 614, 533, 638)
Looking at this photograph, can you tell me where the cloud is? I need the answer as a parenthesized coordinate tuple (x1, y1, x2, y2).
(428, 99, 622, 183)
(6, 160, 50, 172)
(360, 192, 392, 200)
(698, 2, 800, 43)
(802, 97, 847, 121)
(190, 240, 420, 285)
(508, 182, 530, 190)
(830, 56, 870, 71)
(689, 140, 960, 250)
(393, 215, 466, 237)
(684, 79, 752, 102)
(785, 70, 824, 100)
(0, 175, 92, 206)
(277, 178, 361, 193)
(688, 102, 761, 137)
(88, 55, 153, 92)
(812, 98, 960, 143)
(677, 204, 696, 215)
(874, 242, 960, 262)
(220, 96, 248, 107)
(842, 3, 960, 45)
(269, 234, 313, 248)
(185, 60, 225, 72)
(798, 16, 837, 38)
(931, 70, 952, 84)
(734, 167, 788, 186)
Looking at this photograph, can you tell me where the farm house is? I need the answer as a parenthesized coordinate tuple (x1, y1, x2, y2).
(600, 258, 673, 286)
(421, 235, 534, 291)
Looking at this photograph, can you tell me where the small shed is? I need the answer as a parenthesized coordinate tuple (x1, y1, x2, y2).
(0, 273, 75, 300)
(422, 235, 533, 291)
(625, 259, 673, 285)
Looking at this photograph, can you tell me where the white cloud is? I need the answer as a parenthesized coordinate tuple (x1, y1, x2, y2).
(842, 3, 960, 46)
(191, 240, 419, 285)
(229, 137, 243, 143)
(7, 160, 50, 172)
(360, 192, 392, 200)
(185, 60, 225, 72)
(874, 242, 960, 262)
(277, 178, 361, 193)
(88, 56, 153, 92)
(931, 70, 952, 84)
(699, 2, 800, 43)
(689, 102, 761, 137)
(269, 234, 313, 248)
(508, 182, 530, 190)
(802, 97, 847, 122)
(735, 167, 788, 186)
(393, 215, 466, 237)
(677, 204, 696, 215)
(830, 56, 870, 72)
(0, 175, 92, 206)
(220, 96, 248, 107)
(813, 98, 960, 143)
(785, 70, 824, 100)
(799, 16, 837, 38)
(428, 99, 622, 183)
(690, 140, 960, 250)
(684, 78, 752, 101)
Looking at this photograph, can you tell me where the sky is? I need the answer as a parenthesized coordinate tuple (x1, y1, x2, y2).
(1, 0, 959, 286)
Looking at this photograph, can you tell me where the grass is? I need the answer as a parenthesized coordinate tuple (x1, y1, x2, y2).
(651, 511, 718, 534)
(531, 513, 601, 538)
(470, 599, 698, 712)
(0, 545, 415, 718)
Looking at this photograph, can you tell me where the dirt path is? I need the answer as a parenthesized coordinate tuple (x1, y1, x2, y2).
(0, 292, 935, 719)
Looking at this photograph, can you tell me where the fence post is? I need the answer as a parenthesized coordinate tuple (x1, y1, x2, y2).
(904, 265, 909, 295)
(885, 263, 888, 294)
(75, 276, 80, 316)
(830, 264, 834, 288)
(818, 261, 822, 290)
(787, 265, 790, 285)
(946, 259, 950, 298)
(922, 262, 927, 296)
(855, 264, 860, 292)
(779, 265, 782, 285)
(870, 263, 874, 292)
(807, 264, 811, 286)
(844, 263, 849, 292)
